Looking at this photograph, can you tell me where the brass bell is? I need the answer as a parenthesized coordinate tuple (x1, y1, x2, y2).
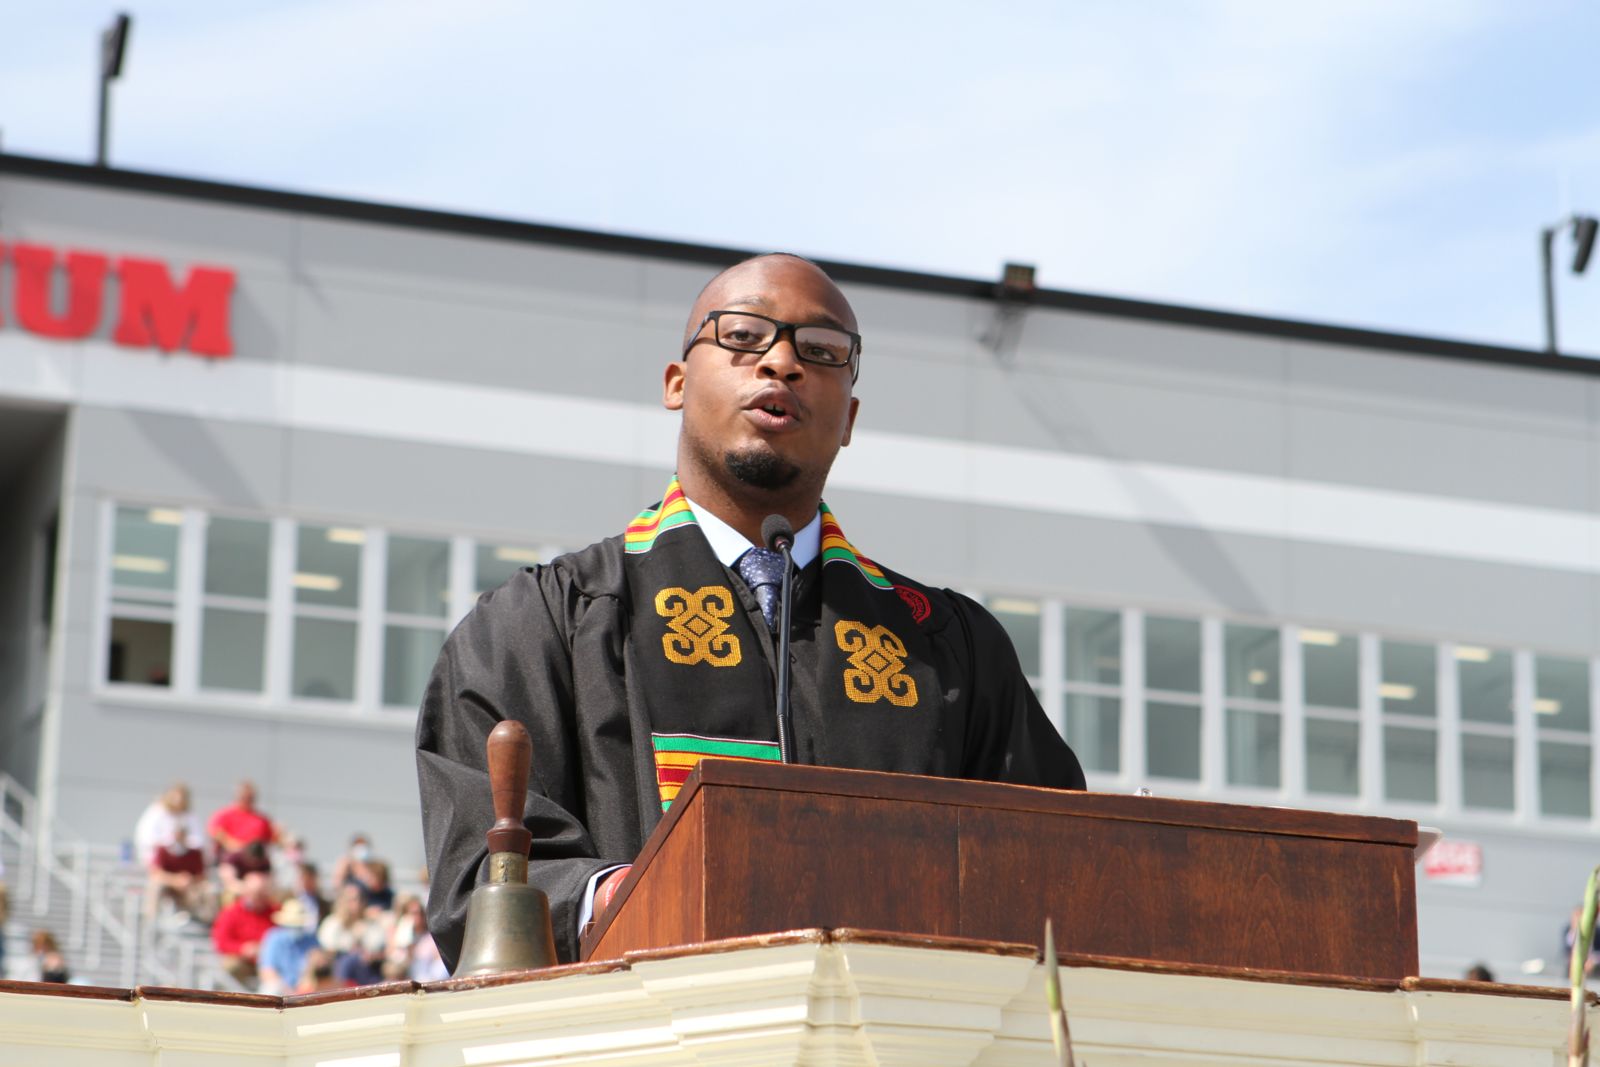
(453, 720, 559, 976)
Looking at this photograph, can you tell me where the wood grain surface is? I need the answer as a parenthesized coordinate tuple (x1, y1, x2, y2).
(582, 760, 1420, 979)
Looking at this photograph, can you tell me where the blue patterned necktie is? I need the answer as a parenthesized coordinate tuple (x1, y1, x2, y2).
(735, 547, 785, 631)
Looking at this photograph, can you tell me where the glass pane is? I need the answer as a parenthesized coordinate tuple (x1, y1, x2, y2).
(1306, 717, 1359, 796)
(199, 608, 266, 692)
(387, 536, 449, 618)
(1381, 640, 1437, 718)
(1540, 742, 1591, 817)
(1383, 724, 1437, 803)
(292, 617, 357, 700)
(384, 624, 447, 708)
(1226, 707, 1281, 787)
(1145, 615, 1201, 694)
(1146, 700, 1201, 780)
(106, 616, 172, 685)
(1461, 733, 1514, 811)
(475, 542, 543, 594)
(1225, 624, 1280, 702)
(1302, 630, 1358, 710)
(295, 524, 362, 609)
(1457, 647, 1513, 725)
(1063, 692, 1119, 774)
(1064, 608, 1121, 685)
(204, 517, 270, 599)
(1536, 656, 1591, 734)
(991, 598, 1042, 678)
(112, 505, 180, 592)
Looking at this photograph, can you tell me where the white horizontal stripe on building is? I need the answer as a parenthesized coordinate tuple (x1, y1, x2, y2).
(3, 337, 1595, 575)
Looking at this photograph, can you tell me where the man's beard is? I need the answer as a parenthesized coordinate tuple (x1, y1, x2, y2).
(724, 446, 800, 491)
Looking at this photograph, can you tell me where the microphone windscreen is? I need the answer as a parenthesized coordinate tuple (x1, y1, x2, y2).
(761, 514, 795, 552)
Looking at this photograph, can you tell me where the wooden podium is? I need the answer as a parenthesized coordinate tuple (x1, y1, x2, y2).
(581, 760, 1419, 980)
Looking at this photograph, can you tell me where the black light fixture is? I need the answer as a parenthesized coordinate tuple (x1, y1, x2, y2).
(984, 261, 1038, 359)
(96, 13, 131, 166)
(1541, 213, 1597, 353)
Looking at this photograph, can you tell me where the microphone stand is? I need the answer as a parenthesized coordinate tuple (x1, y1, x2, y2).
(774, 537, 795, 764)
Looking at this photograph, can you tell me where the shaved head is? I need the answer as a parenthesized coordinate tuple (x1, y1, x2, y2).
(681, 253, 857, 349)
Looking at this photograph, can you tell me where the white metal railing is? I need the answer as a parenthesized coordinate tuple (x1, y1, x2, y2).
(0, 772, 206, 988)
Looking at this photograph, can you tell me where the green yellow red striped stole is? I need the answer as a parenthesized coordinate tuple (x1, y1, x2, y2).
(651, 732, 780, 811)
(625, 477, 696, 554)
(819, 503, 891, 589)
(626, 478, 892, 595)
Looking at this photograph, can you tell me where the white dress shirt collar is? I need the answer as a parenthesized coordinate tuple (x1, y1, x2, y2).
(687, 496, 822, 569)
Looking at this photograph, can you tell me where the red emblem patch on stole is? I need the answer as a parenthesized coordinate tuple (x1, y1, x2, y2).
(894, 584, 931, 624)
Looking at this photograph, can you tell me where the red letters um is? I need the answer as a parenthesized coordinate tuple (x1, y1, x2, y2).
(0, 241, 234, 358)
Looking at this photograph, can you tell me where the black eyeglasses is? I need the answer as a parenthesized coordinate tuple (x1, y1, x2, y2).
(684, 310, 861, 381)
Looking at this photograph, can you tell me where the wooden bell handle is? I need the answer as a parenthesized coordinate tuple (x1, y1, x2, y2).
(486, 720, 533, 856)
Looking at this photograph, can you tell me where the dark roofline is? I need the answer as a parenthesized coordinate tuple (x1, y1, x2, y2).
(2, 151, 1592, 377)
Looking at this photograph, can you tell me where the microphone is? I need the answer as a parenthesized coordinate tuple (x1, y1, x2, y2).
(761, 514, 797, 764)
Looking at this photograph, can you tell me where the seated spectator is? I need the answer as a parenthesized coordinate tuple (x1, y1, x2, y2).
(332, 834, 393, 910)
(1463, 962, 1494, 982)
(212, 871, 276, 987)
(295, 948, 343, 994)
(207, 780, 277, 868)
(1564, 906, 1600, 977)
(134, 783, 201, 869)
(147, 822, 212, 926)
(361, 861, 395, 914)
(28, 930, 70, 984)
(220, 840, 274, 900)
(256, 898, 322, 996)
(317, 884, 388, 986)
(290, 862, 330, 929)
(386, 894, 447, 982)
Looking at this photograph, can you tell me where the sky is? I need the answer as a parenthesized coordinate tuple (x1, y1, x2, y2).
(2, 1, 1599, 355)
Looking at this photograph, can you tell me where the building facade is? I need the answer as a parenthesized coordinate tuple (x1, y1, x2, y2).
(0, 154, 1595, 980)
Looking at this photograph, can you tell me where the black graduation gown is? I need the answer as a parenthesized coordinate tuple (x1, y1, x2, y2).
(415, 532, 1085, 968)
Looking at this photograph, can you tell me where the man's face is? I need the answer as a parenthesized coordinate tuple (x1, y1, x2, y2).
(664, 257, 860, 500)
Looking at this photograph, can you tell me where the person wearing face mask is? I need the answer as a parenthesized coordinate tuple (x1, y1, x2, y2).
(331, 834, 391, 910)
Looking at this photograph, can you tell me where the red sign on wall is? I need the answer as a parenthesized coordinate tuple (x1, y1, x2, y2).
(0, 241, 234, 358)
(1422, 838, 1483, 887)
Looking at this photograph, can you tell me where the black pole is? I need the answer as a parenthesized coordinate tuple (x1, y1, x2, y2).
(1543, 225, 1558, 354)
(96, 73, 110, 166)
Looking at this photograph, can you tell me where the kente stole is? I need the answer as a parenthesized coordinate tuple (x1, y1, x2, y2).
(622, 477, 941, 810)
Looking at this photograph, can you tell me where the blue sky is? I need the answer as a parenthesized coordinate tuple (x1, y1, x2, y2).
(4, 1, 1599, 354)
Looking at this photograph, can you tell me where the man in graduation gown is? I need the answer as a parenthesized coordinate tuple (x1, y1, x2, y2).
(417, 254, 1086, 969)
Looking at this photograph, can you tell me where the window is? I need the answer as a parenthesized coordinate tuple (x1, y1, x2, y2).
(991, 597, 1043, 688)
(1381, 640, 1438, 804)
(475, 542, 545, 594)
(1145, 614, 1201, 780)
(1301, 628, 1359, 796)
(1063, 606, 1121, 773)
(1224, 623, 1280, 788)
(106, 506, 181, 686)
(291, 524, 363, 701)
(199, 517, 270, 693)
(1537, 655, 1591, 818)
(383, 535, 450, 709)
(1456, 645, 1513, 811)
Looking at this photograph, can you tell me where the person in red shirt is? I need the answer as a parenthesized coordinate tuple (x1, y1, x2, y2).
(207, 780, 278, 897)
(212, 871, 276, 986)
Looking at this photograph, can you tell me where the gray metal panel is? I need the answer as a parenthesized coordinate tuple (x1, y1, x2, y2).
(73, 408, 287, 512)
(1288, 401, 1591, 511)
(1288, 541, 1599, 655)
(281, 429, 664, 545)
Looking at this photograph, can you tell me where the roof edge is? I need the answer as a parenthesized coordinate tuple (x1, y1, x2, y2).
(2, 151, 1591, 377)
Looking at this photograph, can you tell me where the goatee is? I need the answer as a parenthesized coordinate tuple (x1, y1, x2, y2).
(724, 447, 800, 491)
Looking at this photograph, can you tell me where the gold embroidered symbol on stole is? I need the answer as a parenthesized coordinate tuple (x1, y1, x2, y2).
(834, 620, 918, 707)
(656, 586, 742, 667)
